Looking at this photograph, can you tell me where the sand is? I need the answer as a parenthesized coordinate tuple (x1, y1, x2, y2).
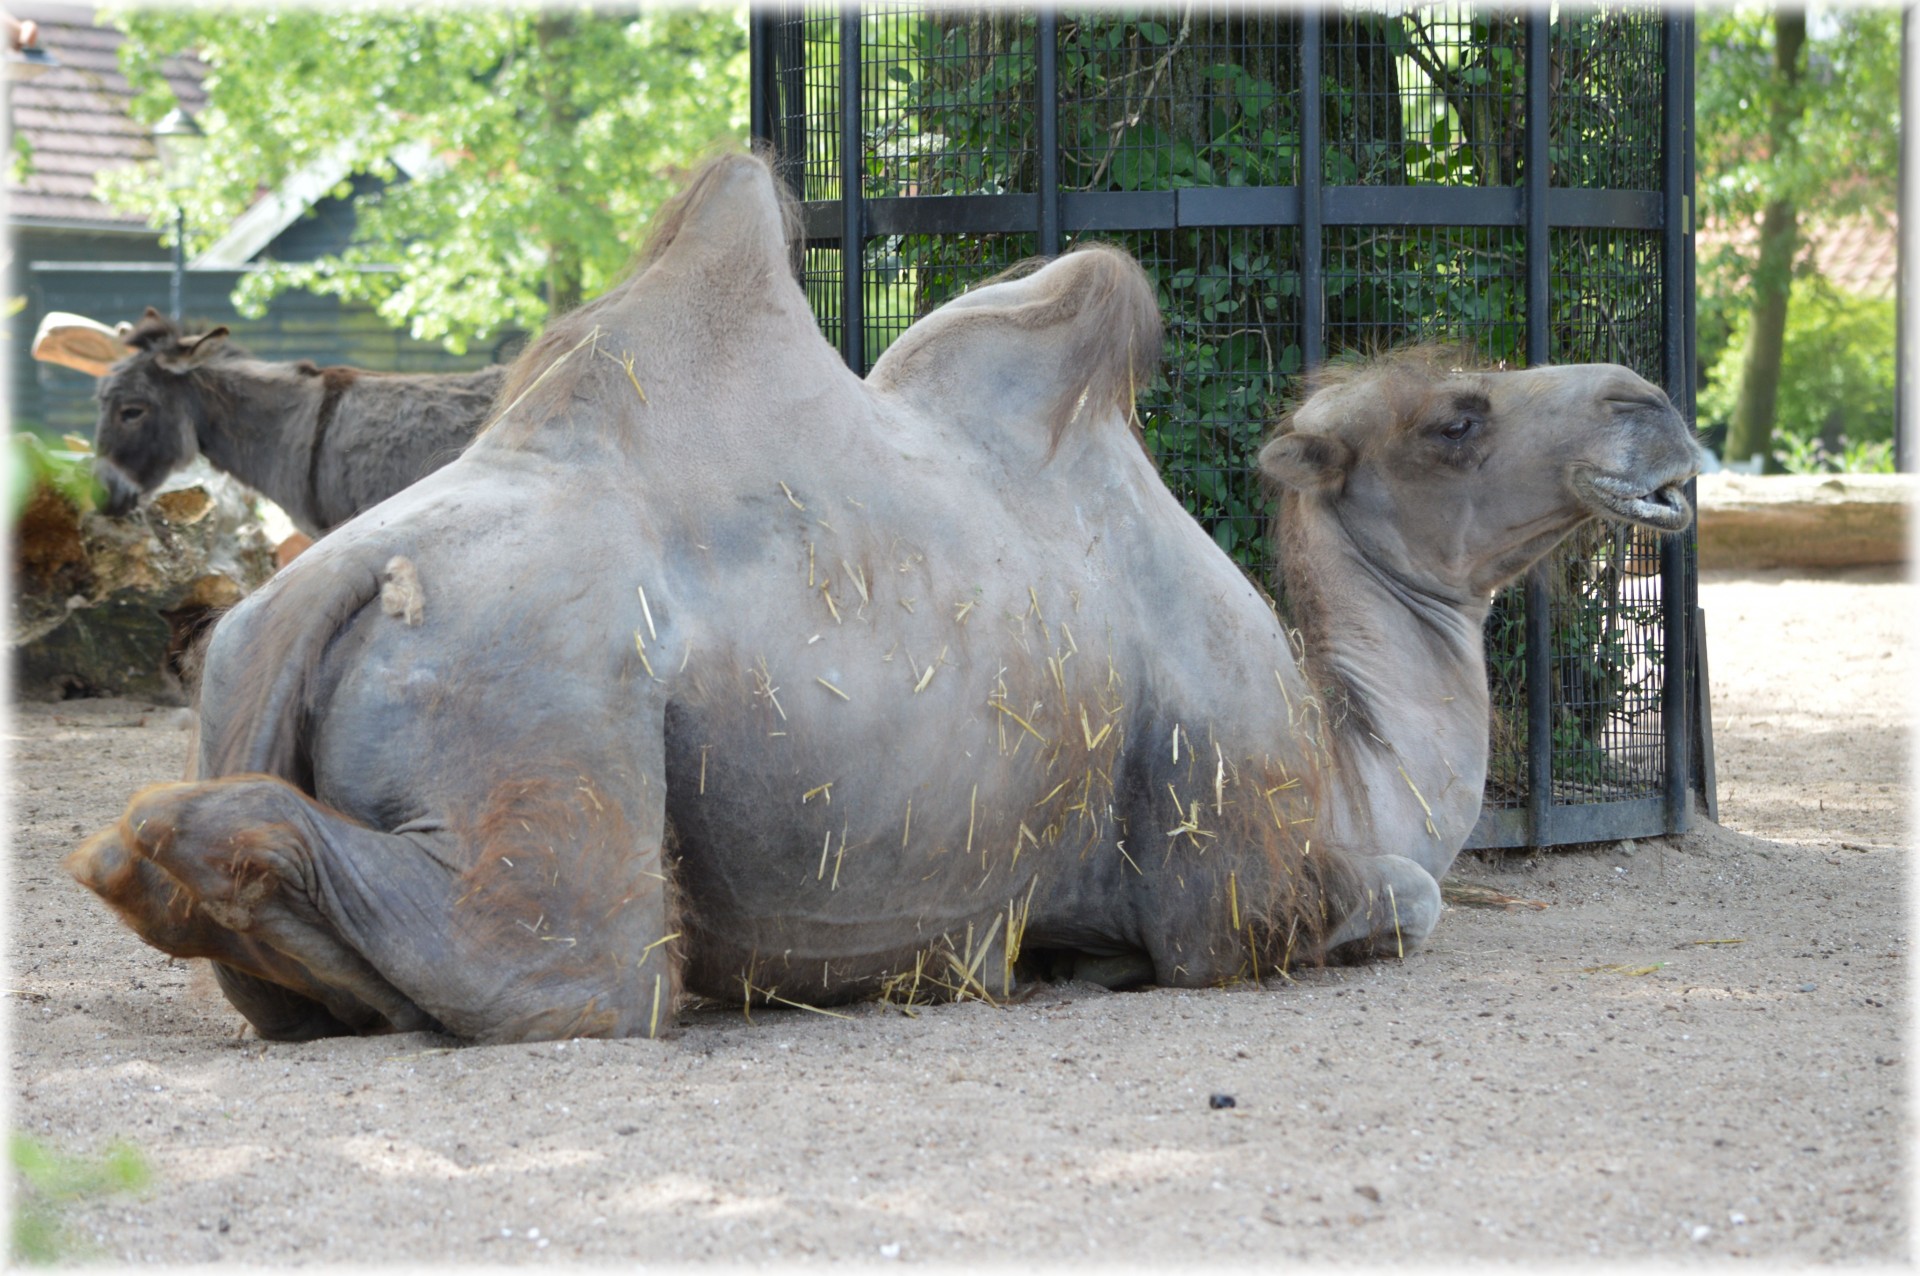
(6, 566, 1909, 1265)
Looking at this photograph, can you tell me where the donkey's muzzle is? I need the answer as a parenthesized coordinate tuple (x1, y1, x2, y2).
(95, 458, 144, 518)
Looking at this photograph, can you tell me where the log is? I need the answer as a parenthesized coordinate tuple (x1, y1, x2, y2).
(1696, 473, 1913, 571)
(11, 459, 276, 702)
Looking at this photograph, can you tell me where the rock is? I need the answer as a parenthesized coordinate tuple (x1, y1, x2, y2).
(11, 458, 275, 702)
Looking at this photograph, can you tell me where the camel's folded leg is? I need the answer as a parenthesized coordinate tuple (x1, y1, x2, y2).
(67, 773, 678, 1043)
(1320, 853, 1443, 963)
(67, 812, 402, 1038)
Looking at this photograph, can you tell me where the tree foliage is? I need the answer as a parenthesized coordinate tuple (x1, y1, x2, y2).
(1695, 4, 1901, 465)
(1700, 278, 1897, 471)
(100, 5, 748, 352)
(1696, 4, 1899, 250)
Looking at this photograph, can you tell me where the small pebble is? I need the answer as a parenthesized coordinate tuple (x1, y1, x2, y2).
(1798, 983, 1817, 993)
(1208, 1093, 1236, 1110)
(879, 1242, 901, 1259)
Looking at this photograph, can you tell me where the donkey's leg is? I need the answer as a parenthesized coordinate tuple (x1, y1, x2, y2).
(69, 768, 679, 1043)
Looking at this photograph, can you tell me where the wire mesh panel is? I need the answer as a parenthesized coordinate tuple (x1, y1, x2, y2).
(752, 5, 1702, 849)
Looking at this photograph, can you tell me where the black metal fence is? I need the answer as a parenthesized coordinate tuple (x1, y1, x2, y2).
(749, 5, 1711, 849)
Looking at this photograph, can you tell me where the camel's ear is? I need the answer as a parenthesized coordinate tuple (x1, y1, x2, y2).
(1259, 431, 1354, 494)
(156, 326, 230, 373)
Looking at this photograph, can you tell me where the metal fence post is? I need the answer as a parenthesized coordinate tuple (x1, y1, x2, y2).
(1037, 10, 1061, 258)
(1523, 10, 1554, 847)
(1300, 12, 1323, 370)
(1661, 12, 1694, 834)
(839, 8, 865, 372)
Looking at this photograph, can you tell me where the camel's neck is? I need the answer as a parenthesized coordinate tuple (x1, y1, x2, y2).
(190, 361, 328, 534)
(1277, 497, 1492, 878)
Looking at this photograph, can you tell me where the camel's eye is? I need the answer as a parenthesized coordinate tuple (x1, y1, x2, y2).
(1439, 416, 1476, 442)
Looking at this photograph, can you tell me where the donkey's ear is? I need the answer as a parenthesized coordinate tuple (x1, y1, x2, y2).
(1259, 431, 1354, 495)
(155, 326, 230, 373)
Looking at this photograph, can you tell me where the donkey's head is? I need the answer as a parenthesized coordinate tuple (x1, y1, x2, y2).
(93, 307, 233, 516)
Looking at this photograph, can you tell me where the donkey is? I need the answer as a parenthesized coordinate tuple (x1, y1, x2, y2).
(93, 309, 506, 537)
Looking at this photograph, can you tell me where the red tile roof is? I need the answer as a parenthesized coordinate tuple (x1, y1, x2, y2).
(6, 2, 204, 229)
(1697, 211, 1898, 302)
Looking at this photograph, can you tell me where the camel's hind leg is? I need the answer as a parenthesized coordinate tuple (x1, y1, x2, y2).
(67, 771, 679, 1043)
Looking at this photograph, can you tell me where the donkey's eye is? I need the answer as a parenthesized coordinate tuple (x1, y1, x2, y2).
(1440, 417, 1476, 442)
(118, 405, 146, 424)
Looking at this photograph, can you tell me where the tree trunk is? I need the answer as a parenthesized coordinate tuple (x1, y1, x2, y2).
(1724, 7, 1807, 467)
(535, 12, 586, 318)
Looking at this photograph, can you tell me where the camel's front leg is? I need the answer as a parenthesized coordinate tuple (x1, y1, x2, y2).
(67, 768, 679, 1043)
(1320, 853, 1443, 963)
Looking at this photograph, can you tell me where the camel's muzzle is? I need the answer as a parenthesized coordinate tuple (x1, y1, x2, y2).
(1573, 470, 1694, 533)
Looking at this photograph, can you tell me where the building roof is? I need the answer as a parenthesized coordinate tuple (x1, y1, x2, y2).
(6, 1, 204, 231)
(1697, 210, 1898, 303)
(1810, 214, 1897, 302)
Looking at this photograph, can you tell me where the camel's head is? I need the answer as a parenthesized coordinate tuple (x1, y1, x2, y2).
(1260, 348, 1702, 599)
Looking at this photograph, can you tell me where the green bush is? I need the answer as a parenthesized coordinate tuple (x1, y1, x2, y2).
(7, 433, 103, 523)
(1698, 278, 1896, 473)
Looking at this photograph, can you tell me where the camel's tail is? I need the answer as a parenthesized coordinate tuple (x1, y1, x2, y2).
(195, 554, 384, 787)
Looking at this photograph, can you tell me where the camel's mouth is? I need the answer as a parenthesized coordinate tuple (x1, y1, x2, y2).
(1574, 471, 1693, 532)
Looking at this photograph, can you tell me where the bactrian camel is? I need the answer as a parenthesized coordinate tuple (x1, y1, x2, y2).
(68, 154, 1702, 1042)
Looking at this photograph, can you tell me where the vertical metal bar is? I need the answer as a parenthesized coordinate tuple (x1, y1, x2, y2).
(1300, 10, 1324, 369)
(1684, 16, 1708, 802)
(1660, 11, 1692, 834)
(749, 10, 769, 149)
(776, 10, 807, 202)
(1522, 11, 1552, 847)
(1524, 11, 1549, 368)
(1524, 568, 1553, 846)
(1037, 9, 1061, 257)
(839, 7, 864, 371)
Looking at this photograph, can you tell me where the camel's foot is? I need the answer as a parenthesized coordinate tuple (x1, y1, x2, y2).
(1322, 854, 1442, 964)
(70, 774, 680, 1044)
(67, 777, 438, 1037)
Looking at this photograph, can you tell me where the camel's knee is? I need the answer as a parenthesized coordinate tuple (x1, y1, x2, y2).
(1323, 854, 1442, 963)
(111, 778, 321, 924)
(65, 822, 202, 949)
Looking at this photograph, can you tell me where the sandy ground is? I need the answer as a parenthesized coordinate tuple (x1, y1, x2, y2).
(5, 566, 1910, 1266)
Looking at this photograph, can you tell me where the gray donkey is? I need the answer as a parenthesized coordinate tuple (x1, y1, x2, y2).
(92, 308, 505, 537)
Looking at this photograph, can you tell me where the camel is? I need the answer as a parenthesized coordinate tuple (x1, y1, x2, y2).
(66, 153, 1701, 1043)
(89, 309, 505, 537)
